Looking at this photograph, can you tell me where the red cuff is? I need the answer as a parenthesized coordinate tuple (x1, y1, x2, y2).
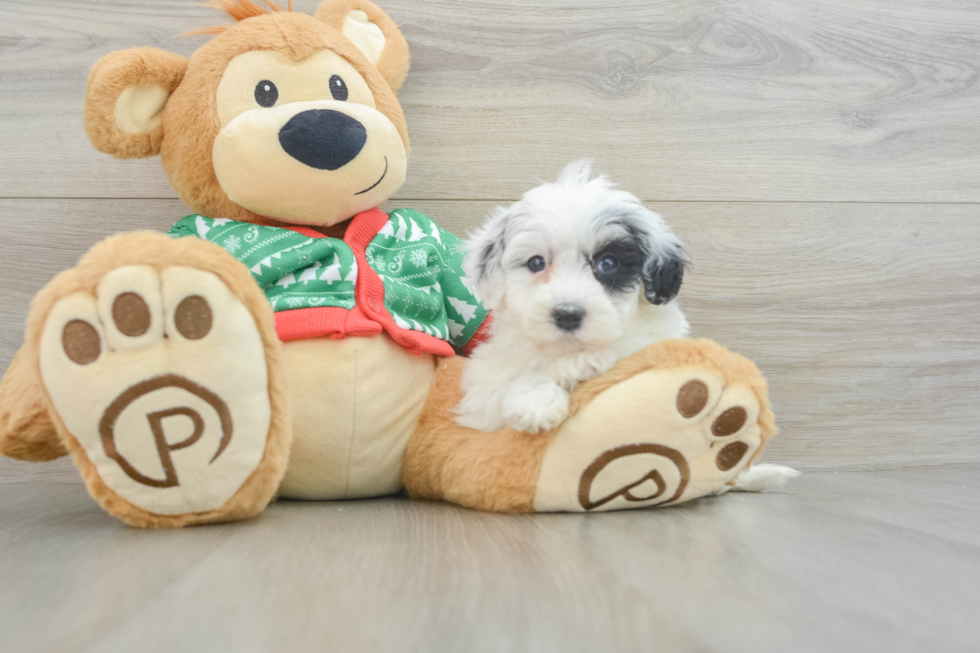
(461, 313, 493, 356)
(275, 306, 383, 342)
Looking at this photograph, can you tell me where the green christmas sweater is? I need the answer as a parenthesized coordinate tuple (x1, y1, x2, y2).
(168, 208, 490, 357)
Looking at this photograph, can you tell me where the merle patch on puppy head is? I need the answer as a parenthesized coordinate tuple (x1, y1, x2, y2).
(590, 238, 645, 294)
(601, 207, 689, 306)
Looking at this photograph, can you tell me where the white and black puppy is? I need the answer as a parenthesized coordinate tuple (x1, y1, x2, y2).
(455, 160, 690, 433)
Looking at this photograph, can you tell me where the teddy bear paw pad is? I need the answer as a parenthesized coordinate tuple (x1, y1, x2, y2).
(534, 367, 763, 512)
(39, 265, 272, 516)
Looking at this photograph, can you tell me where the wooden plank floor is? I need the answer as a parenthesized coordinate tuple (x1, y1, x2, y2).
(2, 466, 978, 653)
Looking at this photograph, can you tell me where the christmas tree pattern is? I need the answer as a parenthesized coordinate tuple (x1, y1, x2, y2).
(368, 208, 489, 352)
(170, 210, 488, 353)
(170, 215, 358, 311)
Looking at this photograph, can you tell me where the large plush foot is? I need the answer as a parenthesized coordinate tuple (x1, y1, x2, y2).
(403, 338, 779, 514)
(29, 232, 289, 528)
(534, 339, 778, 512)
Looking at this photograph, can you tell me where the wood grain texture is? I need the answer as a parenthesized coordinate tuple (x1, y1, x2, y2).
(0, 457, 80, 485)
(1, 0, 979, 201)
(1, 467, 978, 653)
(0, 198, 977, 486)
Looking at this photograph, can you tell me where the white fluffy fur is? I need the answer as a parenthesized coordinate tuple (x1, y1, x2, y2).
(456, 160, 690, 433)
(713, 464, 802, 495)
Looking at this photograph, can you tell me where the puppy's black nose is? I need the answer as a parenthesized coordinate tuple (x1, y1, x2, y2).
(279, 109, 366, 170)
(552, 305, 585, 332)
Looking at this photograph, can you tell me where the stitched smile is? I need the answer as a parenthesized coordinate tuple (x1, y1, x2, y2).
(355, 157, 388, 195)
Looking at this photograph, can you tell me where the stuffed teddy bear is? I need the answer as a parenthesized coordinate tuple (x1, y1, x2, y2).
(0, 0, 778, 527)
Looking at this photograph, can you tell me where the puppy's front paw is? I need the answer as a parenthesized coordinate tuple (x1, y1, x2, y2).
(502, 381, 569, 434)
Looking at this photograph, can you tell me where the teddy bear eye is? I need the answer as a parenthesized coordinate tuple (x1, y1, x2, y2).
(527, 256, 546, 273)
(329, 75, 348, 101)
(254, 80, 278, 108)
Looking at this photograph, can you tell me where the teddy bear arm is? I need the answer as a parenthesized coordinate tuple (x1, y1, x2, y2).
(0, 345, 66, 462)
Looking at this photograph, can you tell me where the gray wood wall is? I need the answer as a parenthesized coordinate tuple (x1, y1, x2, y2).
(1, 0, 978, 484)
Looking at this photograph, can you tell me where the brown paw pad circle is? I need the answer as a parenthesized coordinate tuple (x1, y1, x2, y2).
(716, 441, 749, 471)
(712, 406, 747, 436)
(62, 320, 101, 365)
(174, 295, 213, 340)
(676, 379, 709, 418)
(112, 292, 151, 337)
(578, 443, 691, 511)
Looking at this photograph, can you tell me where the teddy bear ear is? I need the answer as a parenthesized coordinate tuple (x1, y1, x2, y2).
(315, 0, 410, 93)
(84, 47, 188, 159)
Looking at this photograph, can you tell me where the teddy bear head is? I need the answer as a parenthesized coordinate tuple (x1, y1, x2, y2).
(84, 0, 410, 228)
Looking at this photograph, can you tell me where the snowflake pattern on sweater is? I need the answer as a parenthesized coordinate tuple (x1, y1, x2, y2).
(168, 209, 488, 353)
(366, 208, 485, 347)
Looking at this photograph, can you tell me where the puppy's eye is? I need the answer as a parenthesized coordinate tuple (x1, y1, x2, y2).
(330, 75, 349, 101)
(254, 80, 279, 107)
(527, 256, 547, 273)
(595, 256, 619, 274)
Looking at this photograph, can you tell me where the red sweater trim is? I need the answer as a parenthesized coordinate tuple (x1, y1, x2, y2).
(274, 210, 456, 357)
(461, 314, 493, 356)
(285, 225, 328, 240)
(274, 306, 383, 343)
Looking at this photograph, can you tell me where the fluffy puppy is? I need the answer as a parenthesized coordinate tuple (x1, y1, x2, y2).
(455, 160, 690, 433)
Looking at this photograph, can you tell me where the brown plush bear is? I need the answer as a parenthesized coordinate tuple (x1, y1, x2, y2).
(0, 0, 778, 527)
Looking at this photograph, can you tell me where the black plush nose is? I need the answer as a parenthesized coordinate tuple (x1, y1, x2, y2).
(552, 304, 585, 332)
(278, 109, 367, 170)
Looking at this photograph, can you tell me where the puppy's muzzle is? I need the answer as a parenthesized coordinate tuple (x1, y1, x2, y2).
(279, 109, 367, 170)
(552, 304, 585, 332)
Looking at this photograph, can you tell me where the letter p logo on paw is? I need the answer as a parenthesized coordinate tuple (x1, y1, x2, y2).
(100, 374, 232, 489)
(577, 443, 690, 511)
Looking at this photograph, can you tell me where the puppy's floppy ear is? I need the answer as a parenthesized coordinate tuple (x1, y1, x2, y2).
(464, 205, 514, 310)
(84, 47, 187, 159)
(613, 205, 689, 305)
(642, 245, 687, 305)
(316, 0, 410, 93)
